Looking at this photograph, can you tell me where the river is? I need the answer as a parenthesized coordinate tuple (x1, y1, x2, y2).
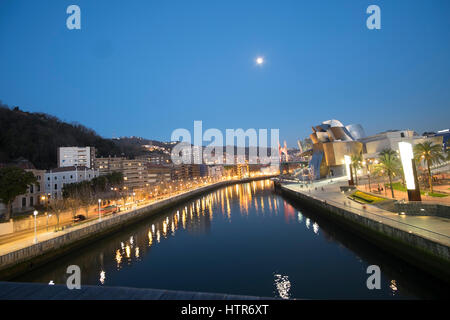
(15, 180, 447, 299)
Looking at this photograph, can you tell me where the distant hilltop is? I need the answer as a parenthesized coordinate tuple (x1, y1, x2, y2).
(0, 102, 169, 170)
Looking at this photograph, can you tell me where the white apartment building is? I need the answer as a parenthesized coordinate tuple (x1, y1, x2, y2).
(45, 166, 99, 199)
(58, 147, 96, 169)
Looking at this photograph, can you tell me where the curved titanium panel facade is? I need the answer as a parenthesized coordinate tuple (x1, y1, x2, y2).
(346, 124, 366, 140)
(329, 127, 353, 141)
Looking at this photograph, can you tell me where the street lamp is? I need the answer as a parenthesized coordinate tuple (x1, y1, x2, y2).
(33, 210, 38, 244)
(344, 155, 354, 186)
(41, 195, 49, 214)
(398, 142, 421, 201)
(46, 213, 52, 232)
(98, 199, 102, 221)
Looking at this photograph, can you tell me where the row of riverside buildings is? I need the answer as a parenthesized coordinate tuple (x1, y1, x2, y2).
(1, 147, 268, 217)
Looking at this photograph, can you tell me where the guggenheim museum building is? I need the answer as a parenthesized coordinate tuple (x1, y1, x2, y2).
(305, 119, 447, 180)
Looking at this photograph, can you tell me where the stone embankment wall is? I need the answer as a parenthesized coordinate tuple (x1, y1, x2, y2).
(394, 202, 450, 219)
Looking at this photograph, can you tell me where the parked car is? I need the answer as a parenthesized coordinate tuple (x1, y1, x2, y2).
(73, 214, 86, 223)
(100, 205, 118, 215)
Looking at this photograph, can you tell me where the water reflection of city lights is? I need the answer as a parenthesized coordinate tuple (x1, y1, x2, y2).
(109, 181, 276, 277)
(390, 280, 398, 294)
(163, 221, 167, 236)
(221, 191, 225, 214)
(283, 201, 295, 223)
(313, 222, 319, 234)
(274, 274, 291, 300)
(78, 179, 420, 299)
(148, 230, 153, 246)
(99, 270, 106, 284)
(135, 247, 140, 258)
(115, 249, 122, 267)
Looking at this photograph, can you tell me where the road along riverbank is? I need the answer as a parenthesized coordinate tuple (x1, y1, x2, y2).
(0, 176, 275, 280)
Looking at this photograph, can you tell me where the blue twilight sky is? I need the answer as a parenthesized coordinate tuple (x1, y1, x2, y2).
(0, 0, 449, 146)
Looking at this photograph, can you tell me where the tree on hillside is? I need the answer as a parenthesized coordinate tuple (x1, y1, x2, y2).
(413, 142, 445, 193)
(0, 166, 37, 221)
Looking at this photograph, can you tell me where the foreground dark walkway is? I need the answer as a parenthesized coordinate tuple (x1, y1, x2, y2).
(0, 281, 270, 300)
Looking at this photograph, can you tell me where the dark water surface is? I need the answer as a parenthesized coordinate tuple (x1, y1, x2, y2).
(16, 180, 448, 299)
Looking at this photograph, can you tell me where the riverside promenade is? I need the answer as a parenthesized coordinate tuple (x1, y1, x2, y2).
(277, 177, 450, 282)
(0, 176, 275, 279)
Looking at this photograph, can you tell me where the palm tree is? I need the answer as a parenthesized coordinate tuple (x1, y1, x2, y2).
(373, 148, 401, 198)
(413, 142, 445, 193)
(351, 154, 362, 185)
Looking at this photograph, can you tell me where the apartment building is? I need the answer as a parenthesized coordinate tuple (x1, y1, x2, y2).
(122, 159, 146, 189)
(58, 147, 96, 168)
(171, 164, 208, 181)
(45, 166, 99, 199)
(136, 153, 171, 165)
(146, 164, 172, 184)
(94, 156, 126, 175)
